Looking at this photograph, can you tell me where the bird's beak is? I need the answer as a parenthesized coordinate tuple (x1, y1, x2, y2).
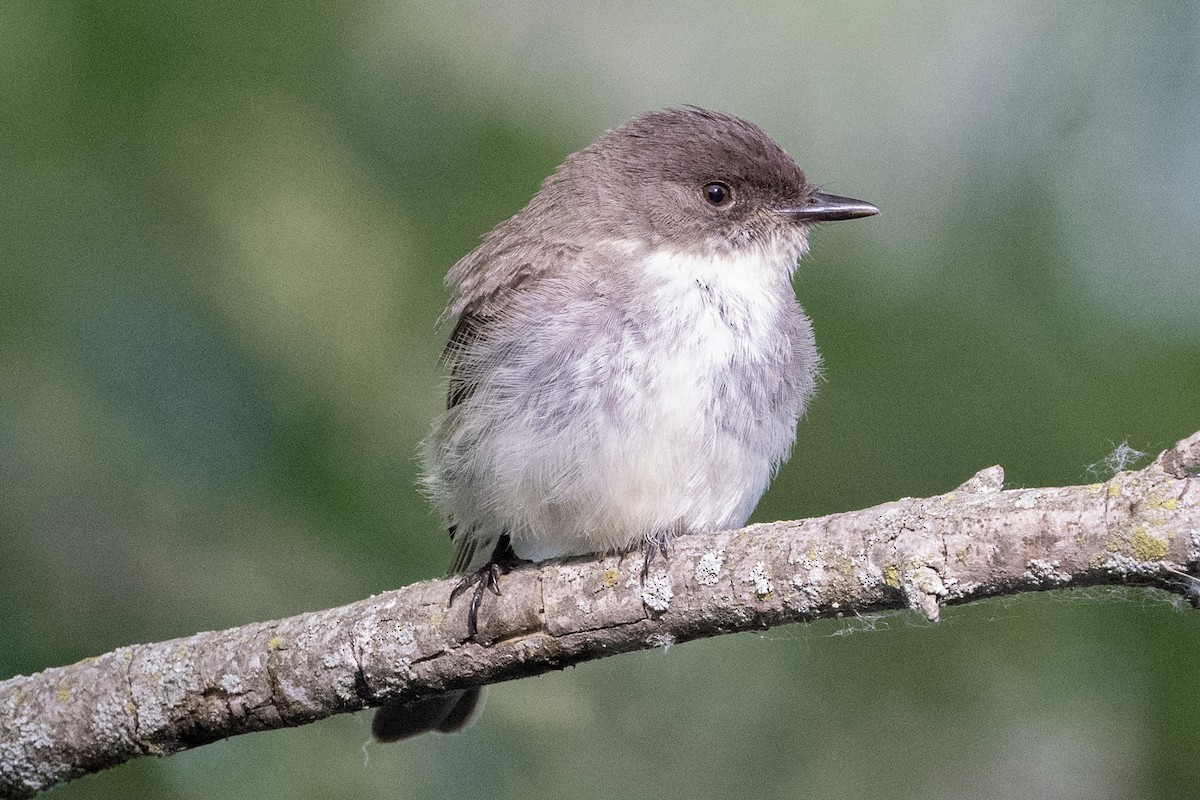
(776, 192, 879, 222)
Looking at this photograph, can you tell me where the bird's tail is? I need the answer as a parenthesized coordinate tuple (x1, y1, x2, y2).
(371, 687, 484, 743)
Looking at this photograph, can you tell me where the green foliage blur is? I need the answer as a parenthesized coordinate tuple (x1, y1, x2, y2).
(3, 3, 1198, 799)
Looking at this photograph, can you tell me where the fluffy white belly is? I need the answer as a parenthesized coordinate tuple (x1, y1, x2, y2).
(503, 247, 806, 561)
(428, 246, 816, 571)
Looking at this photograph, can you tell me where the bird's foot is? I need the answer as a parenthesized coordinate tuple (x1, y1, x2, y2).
(449, 535, 525, 638)
(640, 529, 673, 582)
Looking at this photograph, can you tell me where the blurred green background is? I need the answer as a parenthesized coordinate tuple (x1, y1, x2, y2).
(3, 2, 1199, 799)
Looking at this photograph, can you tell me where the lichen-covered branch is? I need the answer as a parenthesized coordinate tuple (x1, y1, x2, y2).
(3, 430, 1199, 799)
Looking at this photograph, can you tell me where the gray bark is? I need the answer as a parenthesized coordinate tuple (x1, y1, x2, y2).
(3, 430, 1199, 799)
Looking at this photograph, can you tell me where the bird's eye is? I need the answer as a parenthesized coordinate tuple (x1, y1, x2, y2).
(703, 182, 732, 206)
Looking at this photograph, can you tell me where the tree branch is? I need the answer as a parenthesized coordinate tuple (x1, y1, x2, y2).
(3, 430, 1199, 798)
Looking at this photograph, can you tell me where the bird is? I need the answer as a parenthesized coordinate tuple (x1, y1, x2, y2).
(372, 107, 878, 742)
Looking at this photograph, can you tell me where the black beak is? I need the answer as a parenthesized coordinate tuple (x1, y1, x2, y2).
(776, 192, 879, 222)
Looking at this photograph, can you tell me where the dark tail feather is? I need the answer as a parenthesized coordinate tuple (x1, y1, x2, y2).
(371, 687, 484, 743)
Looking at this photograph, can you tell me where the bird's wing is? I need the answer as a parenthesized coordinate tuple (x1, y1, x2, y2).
(442, 311, 487, 411)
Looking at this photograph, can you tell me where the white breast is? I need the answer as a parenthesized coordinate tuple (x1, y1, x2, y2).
(430, 244, 816, 570)
(511, 246, 806, 560)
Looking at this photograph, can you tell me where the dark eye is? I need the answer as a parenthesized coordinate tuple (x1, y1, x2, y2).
(704, 182, 732, 206)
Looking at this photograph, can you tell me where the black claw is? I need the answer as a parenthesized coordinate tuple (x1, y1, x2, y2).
(640, 530, 673, 582)
(469, 578, 488, 638)
(448, 576, 472, 606)
(447, 534, 527, 639)
(487, 563, 504, 596)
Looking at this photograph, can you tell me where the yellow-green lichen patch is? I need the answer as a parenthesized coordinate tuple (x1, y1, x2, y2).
(55, 684, 71, 702)
(266, 636, 285, 650)
(1130, 527, 1168, 561)
(828, 548, 857, 576)
(601, 566, 619, 588)
(883, 564, 902, 590)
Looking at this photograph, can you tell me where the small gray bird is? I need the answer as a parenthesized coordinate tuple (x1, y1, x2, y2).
(373, 107, 877, 742)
